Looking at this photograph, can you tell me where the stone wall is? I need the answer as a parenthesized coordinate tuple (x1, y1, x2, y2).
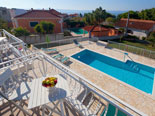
(18, 33, 64, 44)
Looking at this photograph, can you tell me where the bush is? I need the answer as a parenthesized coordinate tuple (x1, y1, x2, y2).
(64, 30, 72, 36)
(147, 31, 155, 47)
(34, 21, 55, 34)
(13, 27, 30, 37)
(125, 35, 139, 39)
(142, 37, 146, 40)
(118, 28, 125, 33)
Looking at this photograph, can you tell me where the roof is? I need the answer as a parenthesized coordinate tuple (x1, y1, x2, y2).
(83, 25, 113, 32)
(49, 9, 62, 16)
(69, 13, 79, 17)
(15, 9, 61, 19)
(115, 18, 155, 31)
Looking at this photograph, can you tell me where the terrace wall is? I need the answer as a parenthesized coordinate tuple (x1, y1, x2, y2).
(18, 33, 64, 44)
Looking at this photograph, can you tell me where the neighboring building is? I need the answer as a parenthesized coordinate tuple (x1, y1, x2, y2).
(13, 9, 63, 33)
(0, 7, 11, 22)
(9, 8, 27, 19)
(115, 18, 155, 38)
(83, 25, 118, 37)
(0, 7, 27, 28)
(68, 13, 79, 18)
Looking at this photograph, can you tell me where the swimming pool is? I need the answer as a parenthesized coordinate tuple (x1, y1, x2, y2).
(70, 28, 88, 34)
(72, 49, 155, 94)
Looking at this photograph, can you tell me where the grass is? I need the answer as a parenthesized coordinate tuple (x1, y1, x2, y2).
(121, 40, 155, 51)
(107, 39, 155, 59)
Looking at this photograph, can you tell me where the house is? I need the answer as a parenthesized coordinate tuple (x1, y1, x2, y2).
(13, 9, 63, 33)
(9, 8, 27, 19)
(48, 8, 67, 19)
(83, 25, 118, 37)
(0, 7, 11, 22)
(115, 18, 155, 38)
(0, 7, 13, 27)
(68, 13, 79, 18)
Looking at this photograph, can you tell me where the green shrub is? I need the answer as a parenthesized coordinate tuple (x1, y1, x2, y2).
(34, 21, 55, 34)
(147, 31, 155, 47)
(64, 30, 72, 36)
(142, 37, 146, 40)
(13, 27, 30, 37)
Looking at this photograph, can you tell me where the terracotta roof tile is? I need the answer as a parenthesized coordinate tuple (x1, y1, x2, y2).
(49, 9, 62, 16)
(69, 13, 79, 17)
(83, 25, 115, 32)
(115, 18, 155, 31)
(15, 10, 61, 18)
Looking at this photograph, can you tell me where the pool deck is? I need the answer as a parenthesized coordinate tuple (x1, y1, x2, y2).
(48, 41, 155, 116)
(71, 32, 89, 37)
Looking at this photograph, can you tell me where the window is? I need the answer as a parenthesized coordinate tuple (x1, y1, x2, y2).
(30, 22, 38, 27)
(130, 22, 134, 25)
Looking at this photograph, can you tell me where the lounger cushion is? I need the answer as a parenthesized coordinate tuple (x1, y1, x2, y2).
(61, 57, 69, 63)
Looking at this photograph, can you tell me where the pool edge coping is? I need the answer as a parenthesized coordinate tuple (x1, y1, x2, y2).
(69, 48, 155, 101)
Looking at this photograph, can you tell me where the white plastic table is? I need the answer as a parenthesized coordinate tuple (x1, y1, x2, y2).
(28, 74, 71, 116)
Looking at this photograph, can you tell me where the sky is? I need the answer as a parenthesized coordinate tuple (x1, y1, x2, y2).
(0, 0, 155, 11)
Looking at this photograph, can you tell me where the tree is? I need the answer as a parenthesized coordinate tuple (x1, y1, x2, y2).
(64, 18, 85, 28)
(13, 27, 30, 37)
(40, 21, 55, 34)
(34, 24, 43, 41)
(117, 10, 140, 20)
(83, 7, 115, 25)
(117, 8, 155, 21)
(147, 32, 155, 47)
(105, 17, 116, 26)
(34, 21, 54, 46)
(34, 21, 55, 34)
(118, 28, 125, 33)
(0, 18, 9, 31)
(79, 13, 83, 17)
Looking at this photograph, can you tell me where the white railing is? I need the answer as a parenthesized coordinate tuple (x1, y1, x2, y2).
(107, 40, 155, 59)
(0, 29, 25, 47)
(2, 29, 23, 43)
(41, 51, 147, 116)
(34, 36, 94, 51)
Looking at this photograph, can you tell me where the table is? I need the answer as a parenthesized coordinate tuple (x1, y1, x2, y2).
(28, 74, 71, 116)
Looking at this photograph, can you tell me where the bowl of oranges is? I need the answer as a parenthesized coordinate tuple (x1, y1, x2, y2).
(42, 77, 57, 91)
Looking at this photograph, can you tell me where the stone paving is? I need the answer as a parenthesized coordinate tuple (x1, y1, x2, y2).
(52, 41, 155, 116)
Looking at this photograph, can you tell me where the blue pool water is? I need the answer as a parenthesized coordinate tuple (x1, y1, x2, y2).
(72, 49, 155, 94)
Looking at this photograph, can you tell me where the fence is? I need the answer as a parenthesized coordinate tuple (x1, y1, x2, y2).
(107, 40, 155, 59)
(34, 37, 96, 51)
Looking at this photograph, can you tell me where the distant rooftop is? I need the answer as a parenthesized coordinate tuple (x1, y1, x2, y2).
(14, 9, 62, 18)
(115, 18, 155, 31)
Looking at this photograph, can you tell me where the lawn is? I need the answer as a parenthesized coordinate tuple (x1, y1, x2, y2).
(107, 39, 155, 59)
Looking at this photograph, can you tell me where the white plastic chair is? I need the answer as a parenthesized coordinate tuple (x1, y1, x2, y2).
(0, 68, 32, 115)
(64, 77, 97, 116)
